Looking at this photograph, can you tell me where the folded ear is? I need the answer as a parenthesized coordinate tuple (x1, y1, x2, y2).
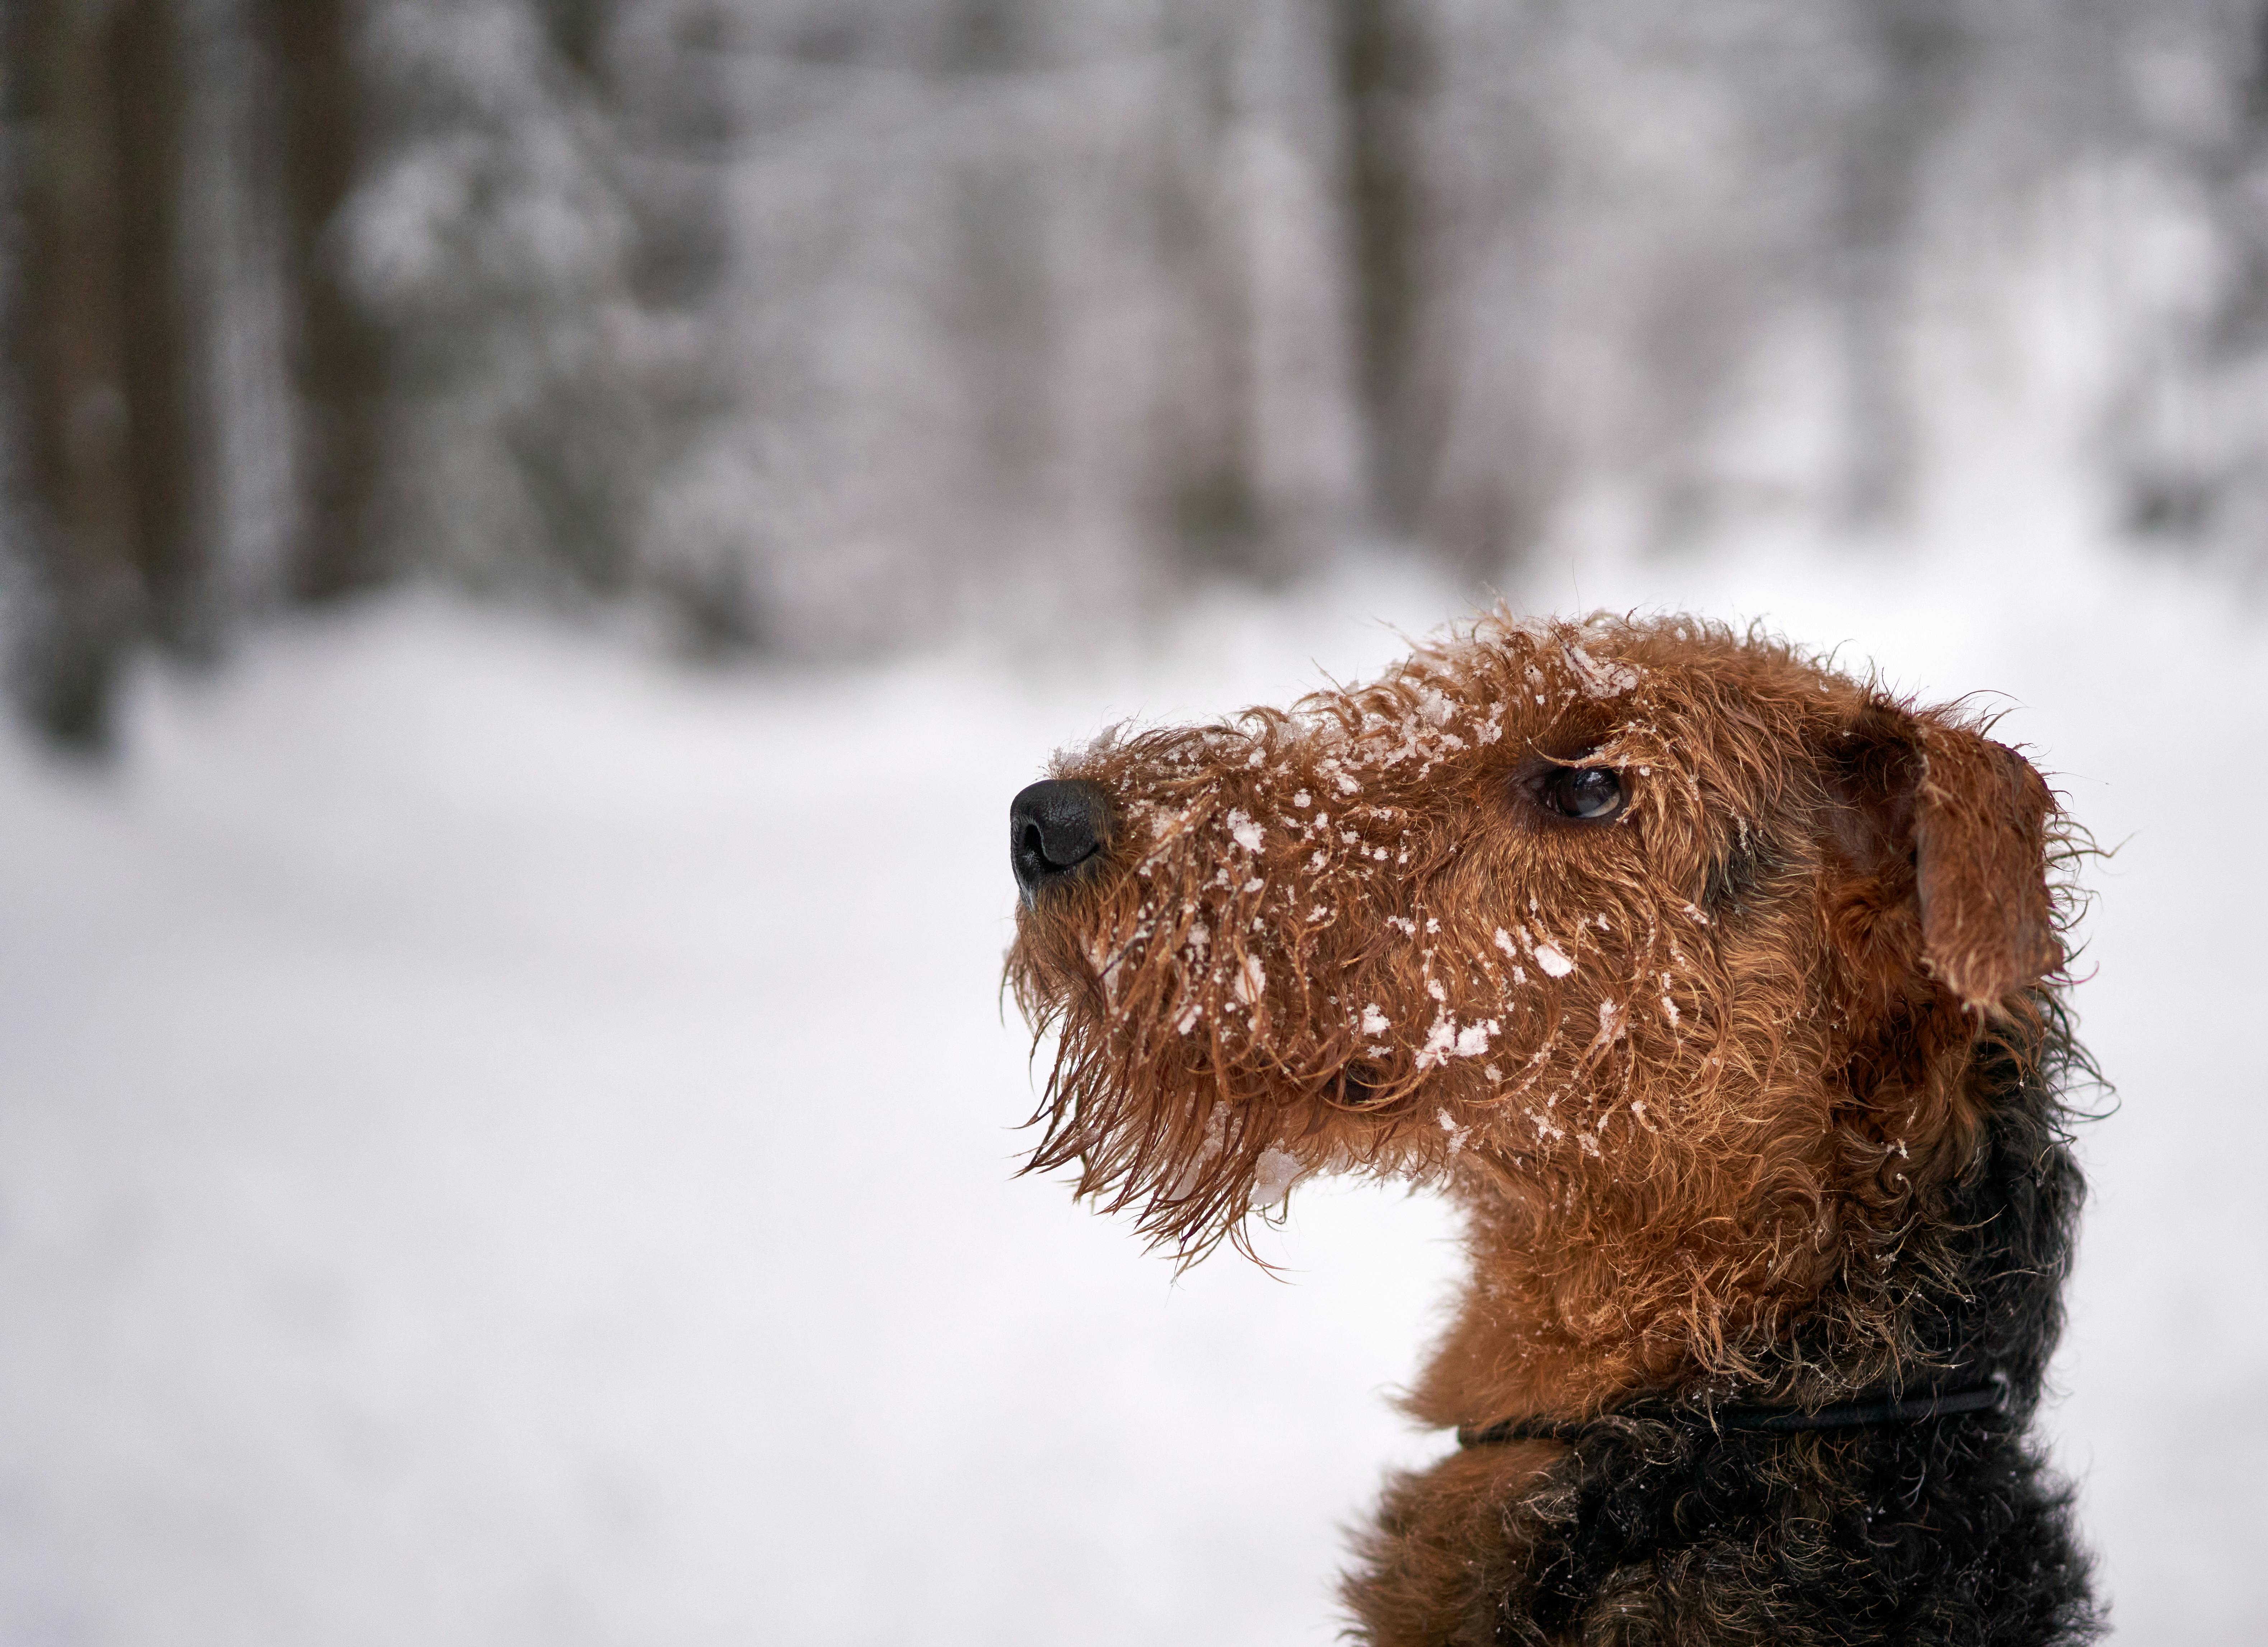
(1912, 718, 2063, 1007)
(1828, 702, 2062, 1011)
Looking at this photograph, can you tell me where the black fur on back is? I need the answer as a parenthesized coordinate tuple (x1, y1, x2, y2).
(1487, 1009, 2104, 1645)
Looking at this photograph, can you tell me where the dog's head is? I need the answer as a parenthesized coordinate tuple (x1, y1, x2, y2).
(1006, 613, 2070, 1299)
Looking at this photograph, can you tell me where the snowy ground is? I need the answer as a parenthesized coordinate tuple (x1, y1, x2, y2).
(0, 542, 2262, 1644)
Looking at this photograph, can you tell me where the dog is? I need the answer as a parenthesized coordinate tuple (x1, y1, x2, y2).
(1005, 612, 2101, 1644)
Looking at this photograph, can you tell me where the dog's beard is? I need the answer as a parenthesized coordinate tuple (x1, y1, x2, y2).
(1008, 907, 1365, 1260)
(1005, 863, 1696, 1263)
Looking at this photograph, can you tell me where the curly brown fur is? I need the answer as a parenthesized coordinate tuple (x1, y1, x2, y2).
(1005, 612, 2101, 1644)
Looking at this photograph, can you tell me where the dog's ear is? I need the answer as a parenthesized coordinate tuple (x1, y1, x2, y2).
(1826, 701, 2061, 1011)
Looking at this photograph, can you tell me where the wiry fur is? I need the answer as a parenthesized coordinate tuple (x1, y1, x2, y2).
(1005, 612, 2101, 1644)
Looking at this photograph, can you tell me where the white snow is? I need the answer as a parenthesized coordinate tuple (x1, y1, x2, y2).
(1249, 1149, 1304, 1211)
(1533, 942, 1576, 979)
(0, 532, 2260, 1643)
(1235, 955, 1268, 1007)
(1561, 642, 1641, 699)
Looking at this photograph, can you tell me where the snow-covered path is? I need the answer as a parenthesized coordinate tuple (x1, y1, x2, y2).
(0, 549, 2259, 1643)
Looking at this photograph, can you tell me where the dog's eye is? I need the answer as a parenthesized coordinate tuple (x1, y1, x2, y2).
(1543, 766, 1624, 820)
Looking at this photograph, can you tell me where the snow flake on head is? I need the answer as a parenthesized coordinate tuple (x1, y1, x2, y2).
(1553, 636, 1643, 701)
(1415, 1009, 1501, 1069)
(1234, 954, 1267, 1006)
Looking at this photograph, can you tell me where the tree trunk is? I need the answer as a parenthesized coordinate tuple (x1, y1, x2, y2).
(251, 0, 386, 602)
(1837, 0, 1970, 528)
(6, 0, 141, 747)
(1332, 0, 1434, 539)
(112, 0, 207, 651)
(3, 0, 210, 746)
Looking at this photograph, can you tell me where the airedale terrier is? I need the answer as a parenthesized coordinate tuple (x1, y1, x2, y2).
(1005, 613, 2100, 1645)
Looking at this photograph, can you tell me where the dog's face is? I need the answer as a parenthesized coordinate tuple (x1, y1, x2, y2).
(1007, 614, 2062, 1272)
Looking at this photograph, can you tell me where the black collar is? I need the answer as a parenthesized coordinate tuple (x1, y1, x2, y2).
(1456, 1371, 2009, 1448)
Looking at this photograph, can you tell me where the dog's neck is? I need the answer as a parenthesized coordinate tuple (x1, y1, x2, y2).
(1400, 1031, 2080, 1437)
(1399, 1178, 1737, 1432)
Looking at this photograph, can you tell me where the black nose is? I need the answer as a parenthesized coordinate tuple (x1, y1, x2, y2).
(1010, 779, 1109, 904)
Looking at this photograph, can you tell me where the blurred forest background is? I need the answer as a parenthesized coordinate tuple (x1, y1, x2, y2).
(6, 0, 2268, 748)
